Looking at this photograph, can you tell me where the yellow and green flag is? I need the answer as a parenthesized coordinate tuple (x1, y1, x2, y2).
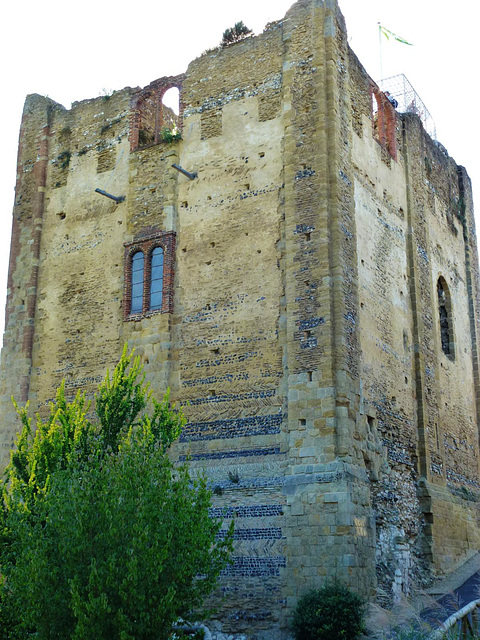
(379, 25, 413, 46)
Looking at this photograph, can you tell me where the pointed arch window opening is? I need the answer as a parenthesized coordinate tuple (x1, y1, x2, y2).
(161, 87, 180, 130)
(437, 277, 455, 360)
(130, 75, 184, 152)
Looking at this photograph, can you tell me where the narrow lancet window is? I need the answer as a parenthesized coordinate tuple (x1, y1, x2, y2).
(437, 277, 453, 358)
(131, 251, 144, 314)
(149, 247, 164, 311)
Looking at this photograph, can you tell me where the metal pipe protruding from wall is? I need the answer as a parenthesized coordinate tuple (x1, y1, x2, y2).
(95, 188, 125, 203)
(172, 163, 197, 180)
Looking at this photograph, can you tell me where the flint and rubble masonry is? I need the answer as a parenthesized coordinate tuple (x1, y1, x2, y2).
(1, 0, 479, 638)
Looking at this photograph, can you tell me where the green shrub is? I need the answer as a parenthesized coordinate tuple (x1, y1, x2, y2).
(292, 582, 365, 640)
(160, 126, 182, 143)
(56, 150, 71, 169)
(221, 21, 252, 46)
(0, 348, 233, 640)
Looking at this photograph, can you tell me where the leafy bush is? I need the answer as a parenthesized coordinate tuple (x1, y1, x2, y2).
(160, 126, 182, 143)
(292, 582, 365, 640)
(0, 347, 233, 640)
(56, 150, 71, 169)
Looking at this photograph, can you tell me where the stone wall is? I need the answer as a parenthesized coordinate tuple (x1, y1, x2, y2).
(349, 52, 480, 598)
(1, 0, 479, 637)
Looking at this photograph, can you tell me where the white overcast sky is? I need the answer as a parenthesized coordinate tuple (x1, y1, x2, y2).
(0, 0, 477, 347)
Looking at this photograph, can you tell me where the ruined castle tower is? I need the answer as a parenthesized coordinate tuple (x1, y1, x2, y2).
(1, 0, 479, 637)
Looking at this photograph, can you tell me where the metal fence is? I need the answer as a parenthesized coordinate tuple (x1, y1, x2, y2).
(379, 74, 437, 140)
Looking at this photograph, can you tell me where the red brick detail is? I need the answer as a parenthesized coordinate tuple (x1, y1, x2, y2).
(123, 230, 176, 320)
(370, 82, 397, 161)
(5, 110, 29, 330)
(130, 74, 185, 152)
(19, 376, 30, 403)
(8, 117, 50, 402)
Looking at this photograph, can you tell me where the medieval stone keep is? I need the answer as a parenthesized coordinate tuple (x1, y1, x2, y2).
(1, 0, 479, 637)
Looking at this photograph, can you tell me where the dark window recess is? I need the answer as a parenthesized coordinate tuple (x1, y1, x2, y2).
(437, 277, 454, 358)
(439, 303, 449, 354)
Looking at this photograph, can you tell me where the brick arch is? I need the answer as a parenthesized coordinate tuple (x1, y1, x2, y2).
(130, 74, 185, 152)
(123, 230, 176, 318)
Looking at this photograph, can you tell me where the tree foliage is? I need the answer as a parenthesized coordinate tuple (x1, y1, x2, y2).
(0, 347, 233, 640)
(291, 582, 365, 640)
(221, 21, 252, 46)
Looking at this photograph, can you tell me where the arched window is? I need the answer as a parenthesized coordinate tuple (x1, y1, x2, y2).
(130, 251, 144, 314)
(123, 230, 176, 320)
(149, 247, 164, 311)
(437, 277, 454, 358)
(130, 75, 184, 151)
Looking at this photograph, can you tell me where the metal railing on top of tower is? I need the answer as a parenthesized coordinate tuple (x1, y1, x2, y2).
(379, 73, 437, 141)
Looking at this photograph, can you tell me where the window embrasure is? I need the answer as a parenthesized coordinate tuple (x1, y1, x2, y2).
(130, 76, 184, 152)
(123, 231, 176, 320)
(437, 276, 455, 359)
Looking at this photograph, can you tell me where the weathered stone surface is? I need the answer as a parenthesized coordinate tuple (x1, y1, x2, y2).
(1, 0, 479, 637)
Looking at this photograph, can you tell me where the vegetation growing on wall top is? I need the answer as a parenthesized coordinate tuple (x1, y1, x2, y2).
(221, 21, 252, 47)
